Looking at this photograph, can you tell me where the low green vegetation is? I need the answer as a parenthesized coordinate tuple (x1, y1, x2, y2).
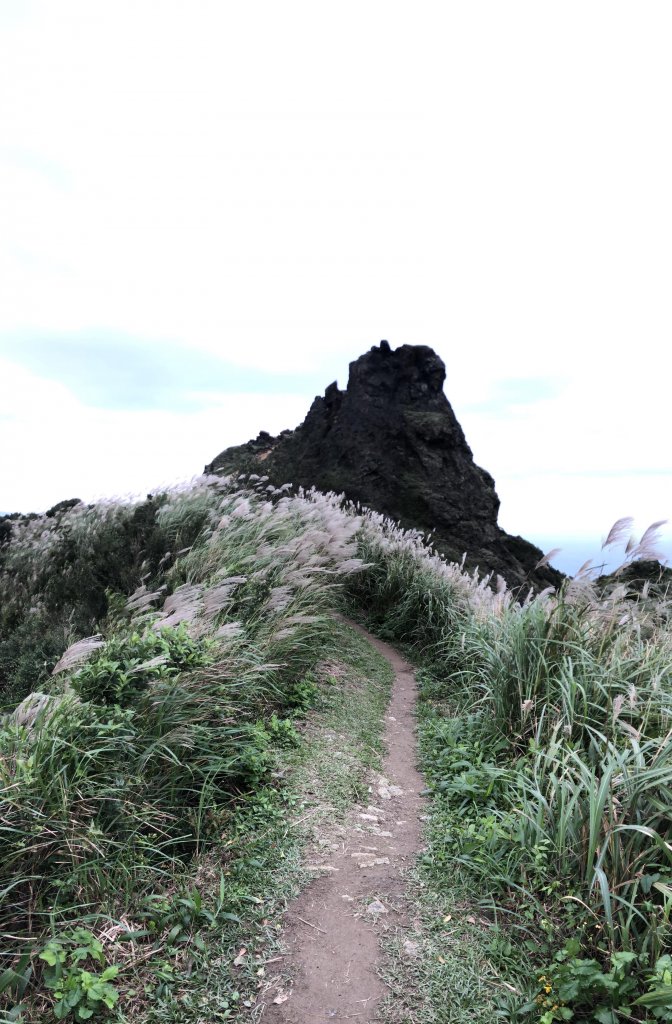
(0, 478, 373, 1021)
(348, 511, 672, 1022)
(2, 474, 671, 1022)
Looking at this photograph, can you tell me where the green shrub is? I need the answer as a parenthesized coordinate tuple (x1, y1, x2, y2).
(71, 627, 211, 706)
(39, 928, 119, 1022)
(0, 612, 71, 709)
(523, 941, 672, 1022)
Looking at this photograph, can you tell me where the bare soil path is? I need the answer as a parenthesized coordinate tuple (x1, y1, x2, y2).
(261, 622, 425, 1023)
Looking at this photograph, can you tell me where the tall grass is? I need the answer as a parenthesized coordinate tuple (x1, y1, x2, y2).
(0, 477, 367, 964)
(346, 509, 672, 995)
(2, 475, 671, 1017)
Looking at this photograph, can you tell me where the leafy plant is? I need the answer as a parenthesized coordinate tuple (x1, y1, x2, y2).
(71, 626, 210, 706)
(0, 950, 32, 1021)
(265, 713, 301, 748)
(39, 929, 119, 1021)
(633, 955, 672, 1019)
(521, 942, 672, 1022)
(285, 670, 319, 712)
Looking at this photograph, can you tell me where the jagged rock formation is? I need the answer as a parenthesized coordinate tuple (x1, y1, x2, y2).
(206, 341, 562, 591)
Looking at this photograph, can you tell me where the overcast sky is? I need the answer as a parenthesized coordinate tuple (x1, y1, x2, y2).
(1, 1, 670, 574)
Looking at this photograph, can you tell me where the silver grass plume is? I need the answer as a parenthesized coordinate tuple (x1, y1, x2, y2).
(128, 655, 169, 674)
(9, 692, 53, 729)
(615, 519, 668, 571)
(127, 584, 166, 612)
(603, 517, 635, 549)
(636, 520, 668, 558)
(52, 635, 105, 675)
(215, 622, 243, 640)
(535, 547, 562, 570)
(202, 582, 239, 618)
(153, 584, 203, 630)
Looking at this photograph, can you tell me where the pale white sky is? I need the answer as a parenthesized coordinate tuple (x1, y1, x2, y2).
(1, 1, 670, 573)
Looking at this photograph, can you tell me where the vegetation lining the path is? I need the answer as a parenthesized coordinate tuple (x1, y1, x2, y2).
(2, 473, 671, 1023)
(346, 512, 672, 1022)
(0, 479, 383, 1021)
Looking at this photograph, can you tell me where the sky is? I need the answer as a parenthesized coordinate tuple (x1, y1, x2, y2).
(1, 1, 671, 575)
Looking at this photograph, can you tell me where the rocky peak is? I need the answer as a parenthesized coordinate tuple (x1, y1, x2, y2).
(206, 341, 562, 592)
(347, 340, 446, 402)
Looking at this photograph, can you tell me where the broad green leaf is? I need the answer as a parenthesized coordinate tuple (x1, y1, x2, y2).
(53, 999, 69, 1020)
(634, 986, 672, 1008)
(593, 1008, 616, 1024)
(6, 1004, 27, 1022)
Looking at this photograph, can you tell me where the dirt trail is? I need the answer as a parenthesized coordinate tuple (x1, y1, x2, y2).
(261, 623, 424, 1023)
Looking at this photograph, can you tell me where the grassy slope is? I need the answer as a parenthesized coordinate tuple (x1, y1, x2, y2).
(2, 478, 672, 1024)
(126, 620, 393, 1024)
(0, 616, 393, 1023)
(0, 481, 380, 1021)
(346, 515, 672, 1023)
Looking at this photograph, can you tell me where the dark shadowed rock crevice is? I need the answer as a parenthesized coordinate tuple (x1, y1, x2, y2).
(206, 341, 562, 591)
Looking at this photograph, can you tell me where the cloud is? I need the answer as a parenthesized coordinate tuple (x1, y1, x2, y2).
(0, 334, 323, 411)
(0, 145, 70, 190)
(1, 1, 671, 538)
(0, 358, 311, 512)
(463, 377, 565, 415)
(496, 470, 672, 551)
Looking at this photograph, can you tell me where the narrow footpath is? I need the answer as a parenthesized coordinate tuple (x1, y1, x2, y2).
(261, 622, 425, 1023)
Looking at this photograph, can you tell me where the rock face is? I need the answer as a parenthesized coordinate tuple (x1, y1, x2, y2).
(206, 341, 562, 591)
(598, 559, 672, 599)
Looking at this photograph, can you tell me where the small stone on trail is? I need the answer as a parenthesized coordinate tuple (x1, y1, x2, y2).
(305, 864, 339, 872)
(367, 805, 386, 815)
(358, 857, 390, 868)
(359, 813, 379, 821)
(403, 939, 421, 957)
(377, 778, 404, 800)
(366, 899, 388, 915)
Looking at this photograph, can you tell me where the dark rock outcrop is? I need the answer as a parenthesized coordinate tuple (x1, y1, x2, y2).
(206, 341, 562, 592)
(46, 498, 83, 519)
(598, 559, 672, 599)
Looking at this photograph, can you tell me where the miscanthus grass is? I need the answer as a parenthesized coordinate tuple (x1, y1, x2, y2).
(1, 474, 671, 1021)
(346, 511, 672, 1018)
(0, 476, 369, 1018)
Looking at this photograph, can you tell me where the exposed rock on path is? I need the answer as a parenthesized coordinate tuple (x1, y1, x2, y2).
(261, 622, 424, 1023)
